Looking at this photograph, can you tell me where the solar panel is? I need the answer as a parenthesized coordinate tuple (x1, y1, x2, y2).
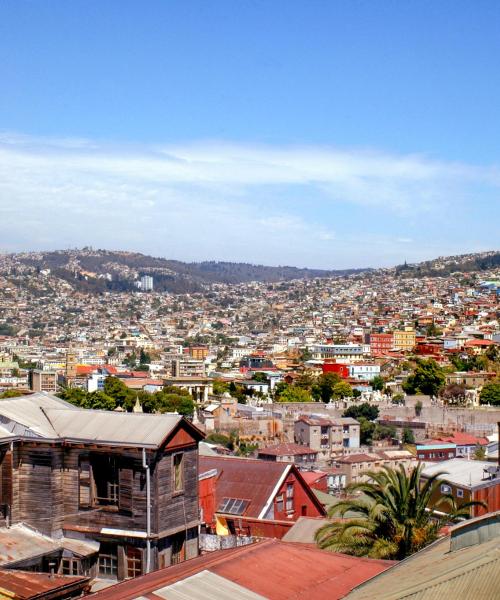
(217, 497, 249, 516)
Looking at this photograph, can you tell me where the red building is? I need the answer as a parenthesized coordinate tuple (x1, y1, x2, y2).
(322, 363, 350, 378)
(198, 456, 325, 539)
(369, 333, 394, 355)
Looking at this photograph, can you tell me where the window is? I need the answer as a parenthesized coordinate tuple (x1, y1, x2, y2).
(321, 426, 329, 436)
(286, 498, 293, 512)
(276, 494, 284, 512)
(173, 453, 184, 493)
(98, 544, 118, 578)
(448, 452, 454, 458)
(218, 497, 249, 515)
(286, 483, 294, 498)
(457, 488, 464, 498)
(126, 546, 142, 579)
(91, 455, 119, 507)
(441, 484, 452, 494)
(61, 558, 80, 575)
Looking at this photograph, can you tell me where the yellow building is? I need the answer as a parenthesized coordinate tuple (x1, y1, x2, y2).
(393, 327, 416, 352)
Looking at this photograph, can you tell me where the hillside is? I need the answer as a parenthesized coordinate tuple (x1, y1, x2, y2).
(394, 251, 500, 278)
(5, 249, 366, 294)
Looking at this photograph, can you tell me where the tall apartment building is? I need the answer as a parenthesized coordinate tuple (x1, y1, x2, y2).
(393, 327, 416, 352)
(170, 358, 206, 378)
(141, 275, 154, 291)
(294, 416, 360, 462)
(29, 369, 58, 393)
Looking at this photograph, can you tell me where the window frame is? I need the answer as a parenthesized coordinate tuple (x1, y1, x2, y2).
(98, 544, 118, 578)
(173, 452, 184, 494)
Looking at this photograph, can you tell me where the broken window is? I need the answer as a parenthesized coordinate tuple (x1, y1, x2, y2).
(91, 455, 119, 506)
(173, 453, 184, 493)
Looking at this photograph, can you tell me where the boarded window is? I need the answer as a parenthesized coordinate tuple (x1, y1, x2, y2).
(0, 451, 12, 516)
(78, 456, 91, 509)
(119, 463, 134, 512)
(173, 453, 184, 493)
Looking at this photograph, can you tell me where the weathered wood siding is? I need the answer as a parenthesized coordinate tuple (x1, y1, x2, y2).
(155, 445, 199, 535)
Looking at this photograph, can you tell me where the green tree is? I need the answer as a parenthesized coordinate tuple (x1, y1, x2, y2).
(313, 372, 341, 402)
(392, 393, 405, 405)
(473, 445, 486, 460)
(86, 390, 116, 410)
(205, 432, 231, 447)
(212, 379, 230, 396)
(371, 376, 385, 391)
(315, 464, 483, 560)
(294, 372, 315, 390)
(403, 359, 445, 396)
(103, 376, 135, 409)
(358, 417, 376, 445)
(343, 403, 379, 421)
(276, 386, 313, 403)
(156, 393, 195, 417)
(332, 381, 353, 399)
(252, 372, 268, 383)
(402, 427, 415, 444)
(480, 381, 500, 406)
(139, 348, 151, 364)
(373, 424, 396, 441)
(414, 399, 423, 416)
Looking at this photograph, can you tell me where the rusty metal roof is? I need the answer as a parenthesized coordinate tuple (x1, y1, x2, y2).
(199, 456, 291, 519)
(0, 568, 90, 599)
(88, 539, 393, 600)
(0, 524, 59, 566)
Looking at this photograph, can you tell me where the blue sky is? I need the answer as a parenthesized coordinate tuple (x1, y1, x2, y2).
(1, 1, 499, 268)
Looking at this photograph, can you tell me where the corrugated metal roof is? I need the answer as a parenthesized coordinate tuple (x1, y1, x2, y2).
(281, 516, 330, 543)
(151, 570, 267, 600)
(0, 568, 90, 598)
(0, 524, 99, 565)
(88, 539, 393, 600)
(199, 456, 290, 519)
(45, 408, 182, 448)
(422, 458, 496, 488)
(345, 516, 500, 600)
(0, 524, 60, 565)
(0, 393, 187, 448)
(0, 393, 75, 438)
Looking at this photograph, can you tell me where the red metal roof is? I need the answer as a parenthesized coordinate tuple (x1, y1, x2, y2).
(0, 569, 90, 599)
(88, 539, 393, 600)
(199, 456, 325, 519)
(199, 456, 291, 519)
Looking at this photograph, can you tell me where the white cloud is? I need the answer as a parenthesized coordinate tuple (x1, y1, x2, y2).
(0, 133, 498, 268)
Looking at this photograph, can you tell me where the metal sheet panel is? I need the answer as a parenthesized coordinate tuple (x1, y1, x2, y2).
(152, 570, 268, 600)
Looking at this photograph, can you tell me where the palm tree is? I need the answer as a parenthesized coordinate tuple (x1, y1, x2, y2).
(315, 463, 484, 560)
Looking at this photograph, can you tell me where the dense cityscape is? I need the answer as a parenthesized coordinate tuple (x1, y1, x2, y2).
(0, 247, 499, 597)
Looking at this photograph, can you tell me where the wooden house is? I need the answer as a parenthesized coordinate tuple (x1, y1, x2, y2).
(0, 392, 204, 581)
